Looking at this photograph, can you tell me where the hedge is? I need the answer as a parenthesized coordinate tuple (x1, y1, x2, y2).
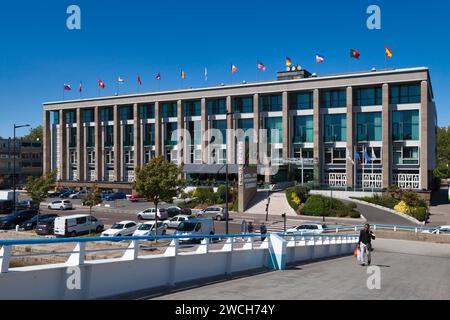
(286, 186, 311, 211)
(300, 195, 360, 218)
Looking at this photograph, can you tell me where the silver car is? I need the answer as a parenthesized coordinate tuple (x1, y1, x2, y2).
(197, 207, 228, 221)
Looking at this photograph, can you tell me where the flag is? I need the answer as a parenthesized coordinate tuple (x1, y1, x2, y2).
(156, 73, 161, 81)
(181, 69, 186, 79)
(257, 61, 266, 71)
(78, 82, 82, 93)
(364, 148, 372, 164)
(316, 54, 325, 63)
(205, 67, 208, 81)
(98, 80, 105, 89)
(385, 46, 393, 58)
(118, 77, 124, 84)
(137, 75, 142, 86)
(346, 148, 354, 165)
(354, 146, 361, 163)
(63, 84, 72, 91)
(371, 147, 377, 160)
(350, 49, 360, 59)
(231, 65, 238, 73)
(286, 57, 292, 66)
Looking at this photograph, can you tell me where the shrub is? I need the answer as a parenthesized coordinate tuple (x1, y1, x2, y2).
(410, 207, 428, 222)
(217, 185, 228, 203)
(394, 201, 410, 214)
(192, 187, 217, 205)
(301, 195, 359, 218)
(301, 195, 327, 216)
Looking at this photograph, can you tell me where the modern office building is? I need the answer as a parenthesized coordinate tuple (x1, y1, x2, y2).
(0, 138, 43, 188)
(42, 67, 437, 192)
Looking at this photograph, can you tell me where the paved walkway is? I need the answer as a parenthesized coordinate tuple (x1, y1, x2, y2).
(149, 239, 450, 300)
(429, 187, 450, 227)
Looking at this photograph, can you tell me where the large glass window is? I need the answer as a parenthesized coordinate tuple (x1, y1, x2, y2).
(357, 112, 382, 141)
(123, 125, 134, 146)
(260, 95, 282, 112)
(265, 117, 283, 144)
(184, 100, 201, 117)
(233, 96, 253, 113)
(139, 104, 155, 120)
(293, 116, 314, 143)
(325, 148, 347, 164)
(83, 109, 94, 123)
(119, 106, 133, 121)
(393, 146, 419, 165)
(211, 120, 227, 144)
(324, 114, 347, 142)
(100, 107, 113, 122)
(162, 102, 177, 118)
(165, 123, 178, 146)
(208, 98, 227, 115)
(238, 118, 254, 131)
(290, 92, 313, 110)
(143, 124, 155, 146)
(187, 121, 202, 145)
(390, 84, 421, 104)
(53, 111, 60, 125)
(354, 87, 382, 106)
(86, 127, 95, 148)
(320, 89, 347, 109)
(392, 110, 419, 141)
(69, 128, 77, 148)
(65, 111, 76, 124)
(105, 126, 114, 147)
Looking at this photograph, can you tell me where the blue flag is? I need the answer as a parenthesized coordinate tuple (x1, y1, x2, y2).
(364, 148, 372, 164)
(354, 147, 361, 162)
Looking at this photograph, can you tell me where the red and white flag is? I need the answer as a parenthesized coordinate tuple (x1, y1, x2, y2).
(63, 84, 72, 91)
(98, 80, 105, 89)
(156, 73, 161, 81)
(231, 64, 238, 74)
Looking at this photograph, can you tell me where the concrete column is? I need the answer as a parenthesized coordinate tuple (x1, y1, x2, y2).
(113, 105, 121, 182)
(94, 107, 102, 181)
(420, 80, 429, 190)
(59, 110, 67, 181)
(253, 94, 260, 164)
(282, 91, 289, 159)
(346, 87, 354, 188)
(382, 84, 391, 188)
(76, 108, 85, 182)
(177, 100, 185, 165)
(313, 89, 321, 185)
(155, 102, 162, 157)
(43, 110, 51, 175)
(133, 104, 141, 170)
(226, 96, 235, 164)
(201, 98, 209, 164)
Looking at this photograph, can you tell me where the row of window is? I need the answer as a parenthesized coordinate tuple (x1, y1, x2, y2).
(52, 83, 423, 125)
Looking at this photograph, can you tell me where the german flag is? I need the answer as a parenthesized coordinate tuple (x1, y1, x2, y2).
(385, 46, 393, 58)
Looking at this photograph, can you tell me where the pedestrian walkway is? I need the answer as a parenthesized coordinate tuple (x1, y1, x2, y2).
(245, 191, 296, 217)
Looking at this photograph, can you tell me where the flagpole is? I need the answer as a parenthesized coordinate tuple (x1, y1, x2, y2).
(372, 147, 375, 193)
(363, 147, 366, 192)
(354, 146, 357, 192)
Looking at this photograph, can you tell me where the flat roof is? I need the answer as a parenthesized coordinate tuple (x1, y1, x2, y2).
(43, 67, 433, 107)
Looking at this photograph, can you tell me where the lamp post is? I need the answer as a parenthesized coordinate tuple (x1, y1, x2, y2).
(13, 124, 31, 212)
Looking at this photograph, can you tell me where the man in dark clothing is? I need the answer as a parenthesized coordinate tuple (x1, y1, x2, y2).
(260, 222, 268, 241)
(247, 222, 254, 234)
(358, 224, 376, 266)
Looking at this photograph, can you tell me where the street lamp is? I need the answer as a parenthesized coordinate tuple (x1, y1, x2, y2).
(13, 124, 31, 212)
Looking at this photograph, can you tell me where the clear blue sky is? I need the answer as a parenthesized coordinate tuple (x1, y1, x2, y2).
(0, 0, 449, 138)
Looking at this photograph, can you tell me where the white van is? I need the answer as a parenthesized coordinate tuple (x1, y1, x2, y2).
(174, 218, 215, 243)
(54, 214, 104, 237)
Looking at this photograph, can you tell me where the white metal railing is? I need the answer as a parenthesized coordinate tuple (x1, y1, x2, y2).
(357, 174, 383, 189)
(325, 173, 347, 188)
(393, 174, 420, 190)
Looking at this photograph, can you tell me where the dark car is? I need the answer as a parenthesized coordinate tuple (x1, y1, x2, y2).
(16, 200, 40, 211)
(60, 189, 76, 199)
(166, 206, 192, 218)
(0, 200, 14, 215)
(104, 192, 127, 201)
(19, 214, 58, 231)
(35, 216, 58, 236)
(0, 210, 38, 230)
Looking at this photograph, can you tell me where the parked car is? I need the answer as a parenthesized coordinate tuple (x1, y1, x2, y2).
(127, 194, 146, 203)
(137, 208, 168, 221)
(197, 207, 228, 221)
(0, 210, 38, 230)
(69, 189, 89, 200)
(132, 221, 167, 237)
(19, 214, 58, 231)
(59, 189, 76, 199)
(16, 200, 40, 211)
(35, 216, 59, 236)
(166, 206, 192, 217)
(54, 214, 104, 237)
(47, 200, 73, 210)
(422, 226, 450, 235)
(163, 215, 194, 229)
(104, 192, 127, 201)
(0, 200, 14, 215)
(100, 190, 114, 199)
(101, 221, 138, 237)
(286, 224, 328, 235)
(175, 218, 215, 243)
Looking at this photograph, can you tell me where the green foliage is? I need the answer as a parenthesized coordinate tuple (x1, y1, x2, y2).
(286, 186, 310, 211)
(217, 185, 228, 203)
(300, 195, 359, 218)
(355, 194, 400, 209)
(409, 207, 428, 222)
(402, 192, 428, 208)
(135, 157, 183, 207)
(23, 126, 43, 142)
(25, 170, 56, 204)
(81, 184, 103, 209)
(193, 187, 218, 205)
(435, 126, 450, 179)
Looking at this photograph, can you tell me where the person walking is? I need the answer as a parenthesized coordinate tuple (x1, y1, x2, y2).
(358, 224, 376, 266)
(260, 222, 268, 241)
(247, 221, 254, 234)
(241, 220, 247, 235)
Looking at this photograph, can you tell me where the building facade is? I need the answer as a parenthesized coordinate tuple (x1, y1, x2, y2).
(0, 139, 43, 188)
(42, 67, 437, 191)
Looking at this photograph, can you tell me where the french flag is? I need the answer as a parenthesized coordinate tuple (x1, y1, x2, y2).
(316, 54, 325, 63)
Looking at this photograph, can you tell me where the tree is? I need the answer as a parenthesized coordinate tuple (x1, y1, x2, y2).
(436, 126, 450, 179)
(23, 126, 43, 142)
(25, 170, 56, 221)
(81, 184, 103, 235)
(135, 157, 183, 239)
